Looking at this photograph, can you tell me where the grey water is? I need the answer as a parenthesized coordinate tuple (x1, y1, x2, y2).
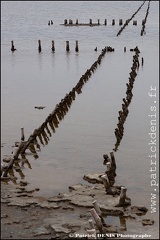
(1, 1, 159, 238)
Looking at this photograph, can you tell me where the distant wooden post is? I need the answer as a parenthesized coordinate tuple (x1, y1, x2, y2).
(88, 219, 94, 229)
(142, 19, 145, 25)
(66, 41, 70, 52)
(124, 47, 126, 52)
(104, 19, 107, 25)
(75, 40, 79, 52)
(21, 127, 25, 141)
(90, 208, 103, 232)
(48, 21, 50, 25)
(64, 19, 67, 25)
(133, 20, 137, 25)
(51, 40, 55, 52)
(98, 19, 100, 25)
(38, 40, 42, 52)
(51, 20, 53, 25)
(76, 19, 78, 25)
(69, 19, 73, 24)
(89, 19, 92, 25)
(11, 40, 16, 51)
(119, 19, 123, 25)
(112, 19, 115, 25)
(142, 57, 144, 66)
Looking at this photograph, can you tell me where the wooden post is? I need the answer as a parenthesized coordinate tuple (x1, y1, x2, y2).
(66, 41, 70, 52)
(51, 40, 55, 52)
(98, 19, 100, 25)
(69, 19, 72, 24)
(142, 57, 144, 66)
(89, 19, 92, 25)
(101, 174, 111, 193)
(51, 20, 53, 25)
(21, 127, 25, 141)
(124, 47, 126, 52)
(64, 19, 67, 25)
(133, 20, 137, 25)
(11, 40, 16, 51)
(104, 19, 107, 25)
(90, 208, 103, 232)
(38, 40, 42, 52)
(119, 186, 127, 205)
(119, 19, 123, 25)
(110, 151, 116, 169)
(93, 200, 101, 216)
(112, 19, 115, 25)
(142, 19, 145, 25)
(75, 40, 79, 52)
(88, 219, 94, 229)
(76, 19, 78, 25)
(48, 20, 50, 25)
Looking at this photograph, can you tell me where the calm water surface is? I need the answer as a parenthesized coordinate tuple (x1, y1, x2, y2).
(1, 1, 159, 238)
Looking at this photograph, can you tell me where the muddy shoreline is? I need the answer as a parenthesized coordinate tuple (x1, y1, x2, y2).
(1, 173, 154, 240)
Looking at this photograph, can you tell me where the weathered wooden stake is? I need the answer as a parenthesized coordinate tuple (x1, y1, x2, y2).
(76, 19, 78, 25)
(112, 19, 115, 25)
(93, 200, 101, 216)
(98, 19, 100, 25)
(104, 19, 107, 25)
(101, 174, 111, 193)
(11, 40, 16, 51)
(119, 19, 123, 25)
(64, 19, 67, 25)
(48, 21, 50, 25)
(69, 19, 73, 24)
(90, 208, 103, 232)
(88, 219, 94, 229)
(142, 57, 144, 66)
(133, 20, 137, 25)
(51, 40, 55, 52)
(119, 186, 127, 205)
(21, 127, 25, 141)
(124, 47, 126, 52)
(66, 41, 70, 52)
(51, 20, 53, 25)
(110, 151, 116, 169)
(75, 40, 79, 52)
(38, 40, 42, 52)
(89, 19, 92, 25)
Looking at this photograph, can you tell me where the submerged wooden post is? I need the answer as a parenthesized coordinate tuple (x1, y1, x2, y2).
(51, 40, 55, 52)
(21, 127, 25, 141)
(119, 19, 123, 25)
(98, 19, 100, 25)
(89, 19, 92, 25)
(11, 40, 16, 51)
(119, 186, 127, 205)
(66, 41, 70, 52)
(64, 19, 67, 25)
(76, 19, 78, 25)
(38, 40, 42, 52)
(69, 19, 73, 24)
(133, 20, 137, 25)
(112, 19, 115, 25)
(75, 40, 79, 52)
(104, 19, 107, 25)
(124, 47, 126, 52)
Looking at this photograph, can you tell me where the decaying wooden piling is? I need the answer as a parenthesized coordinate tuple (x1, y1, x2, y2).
(119, 186, 127, 206)
(119, 19, 123, 25)
(89, 19, 92, 25)
(21, 127, 25, 141)
(11, 40, 16, 52)
(51, 40, 55, 52)
(64, 19, 67, 25)
(38, 40, 42, 52)
(66, 41, 70, 52)
(112, 19, 115, 25)
(133, 20, 137, 25)
(75, 40, 79, 52)
(104, 19, 107, 25)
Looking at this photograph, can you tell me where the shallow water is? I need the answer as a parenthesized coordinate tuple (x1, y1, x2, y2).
(1, 1, 159, 238)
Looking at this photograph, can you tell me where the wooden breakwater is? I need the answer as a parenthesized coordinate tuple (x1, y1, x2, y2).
(3, 46, 115, 177)
(117, 0, 146, 36)
(141, 0, 151, 36)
